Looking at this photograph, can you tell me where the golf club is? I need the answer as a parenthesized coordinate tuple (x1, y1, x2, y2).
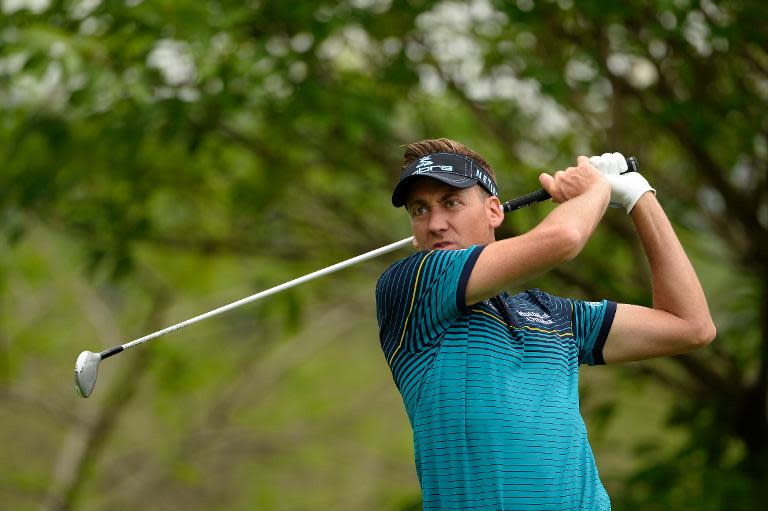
(75, 156, 638, 397)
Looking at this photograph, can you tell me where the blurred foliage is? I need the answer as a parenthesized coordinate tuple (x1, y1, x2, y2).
(1, 0, 766, 509)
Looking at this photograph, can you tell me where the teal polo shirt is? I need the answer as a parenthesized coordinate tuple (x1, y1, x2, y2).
(375, 246, 616, 510)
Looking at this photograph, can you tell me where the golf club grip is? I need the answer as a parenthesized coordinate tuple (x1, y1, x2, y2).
(502, 189, 551, 212)
(501, 156, 638, 213)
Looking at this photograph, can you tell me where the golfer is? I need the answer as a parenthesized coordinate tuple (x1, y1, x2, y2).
(375, 138, 715, 510)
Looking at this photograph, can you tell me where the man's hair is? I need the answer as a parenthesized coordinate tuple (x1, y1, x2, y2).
(402, 138, 497, 182)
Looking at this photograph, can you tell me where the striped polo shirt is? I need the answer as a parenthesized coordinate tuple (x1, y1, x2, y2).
(375, 245, 616, 510)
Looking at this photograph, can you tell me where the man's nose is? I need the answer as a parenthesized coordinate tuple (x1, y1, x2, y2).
(427, 207, 449, 233)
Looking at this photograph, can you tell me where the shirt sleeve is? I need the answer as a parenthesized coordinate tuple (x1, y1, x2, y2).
(376, 245, 484, 366)
(570, 299, 617, 366)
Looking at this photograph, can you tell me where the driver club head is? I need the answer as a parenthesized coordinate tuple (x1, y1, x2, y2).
(75, 350, 101, 398)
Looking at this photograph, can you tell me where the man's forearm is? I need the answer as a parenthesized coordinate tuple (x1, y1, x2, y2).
(630, 192, 716, 340)
(539, 181, 611, 257)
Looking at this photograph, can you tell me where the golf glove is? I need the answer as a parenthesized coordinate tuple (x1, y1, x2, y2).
(589, 152, 655, 213)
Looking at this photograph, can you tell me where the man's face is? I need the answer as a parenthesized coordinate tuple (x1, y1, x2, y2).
(405, 177, 503, 251)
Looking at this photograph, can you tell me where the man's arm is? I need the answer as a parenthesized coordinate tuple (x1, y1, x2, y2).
(602, 193, 717, 363)
(466, 156, 611, 305)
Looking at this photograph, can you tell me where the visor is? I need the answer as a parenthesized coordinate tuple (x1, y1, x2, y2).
(392, 152, 498, 207)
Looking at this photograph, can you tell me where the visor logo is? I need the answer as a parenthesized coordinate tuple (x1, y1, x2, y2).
(413, 156, 452, 175)
(474, 168, 498, 196)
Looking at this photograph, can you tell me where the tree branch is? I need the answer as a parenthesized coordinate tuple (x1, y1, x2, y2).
(671, 352, 740, 399)
(623, 361, 702, 397)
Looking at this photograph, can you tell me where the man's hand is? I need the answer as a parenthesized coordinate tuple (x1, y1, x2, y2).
(539, 155, 610, 203)
(589, 152, 655, 214)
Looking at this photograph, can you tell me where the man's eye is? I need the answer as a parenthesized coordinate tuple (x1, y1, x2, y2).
(446, 199, 460, 208)
(410, 205, 427, 217)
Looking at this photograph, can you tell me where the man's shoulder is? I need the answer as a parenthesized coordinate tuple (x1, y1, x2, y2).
(376, 246, 483, 296)
(378, 251, 427, 279)
(376, 251, 429, 296)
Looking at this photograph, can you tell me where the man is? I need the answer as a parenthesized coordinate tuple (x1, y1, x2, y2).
(375, 138, 715, 510)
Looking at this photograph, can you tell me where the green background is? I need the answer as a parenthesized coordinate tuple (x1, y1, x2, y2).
(2, 0, 766, 509)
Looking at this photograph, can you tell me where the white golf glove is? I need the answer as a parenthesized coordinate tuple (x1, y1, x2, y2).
(589, 152, 655, 213)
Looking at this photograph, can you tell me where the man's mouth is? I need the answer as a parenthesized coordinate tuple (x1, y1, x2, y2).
(432, 241, 454, 250)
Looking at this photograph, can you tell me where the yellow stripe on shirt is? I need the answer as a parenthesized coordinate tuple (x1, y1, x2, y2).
(388, 251, 435, 366)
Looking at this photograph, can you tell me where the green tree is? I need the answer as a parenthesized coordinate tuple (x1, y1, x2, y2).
(1, 0, 765, 509)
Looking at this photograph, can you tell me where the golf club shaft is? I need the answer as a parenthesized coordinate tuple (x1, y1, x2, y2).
(99, 155, 638, 359)
(100, 236, 416, 359)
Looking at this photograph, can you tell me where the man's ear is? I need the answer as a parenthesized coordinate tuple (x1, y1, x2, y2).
(487, 196, 504, 228)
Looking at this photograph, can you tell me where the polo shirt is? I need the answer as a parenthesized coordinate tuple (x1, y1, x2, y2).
(376, 246, 616, 510)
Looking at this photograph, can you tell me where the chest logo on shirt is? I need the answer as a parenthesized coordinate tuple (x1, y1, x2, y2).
(516, 310, 554, 325)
